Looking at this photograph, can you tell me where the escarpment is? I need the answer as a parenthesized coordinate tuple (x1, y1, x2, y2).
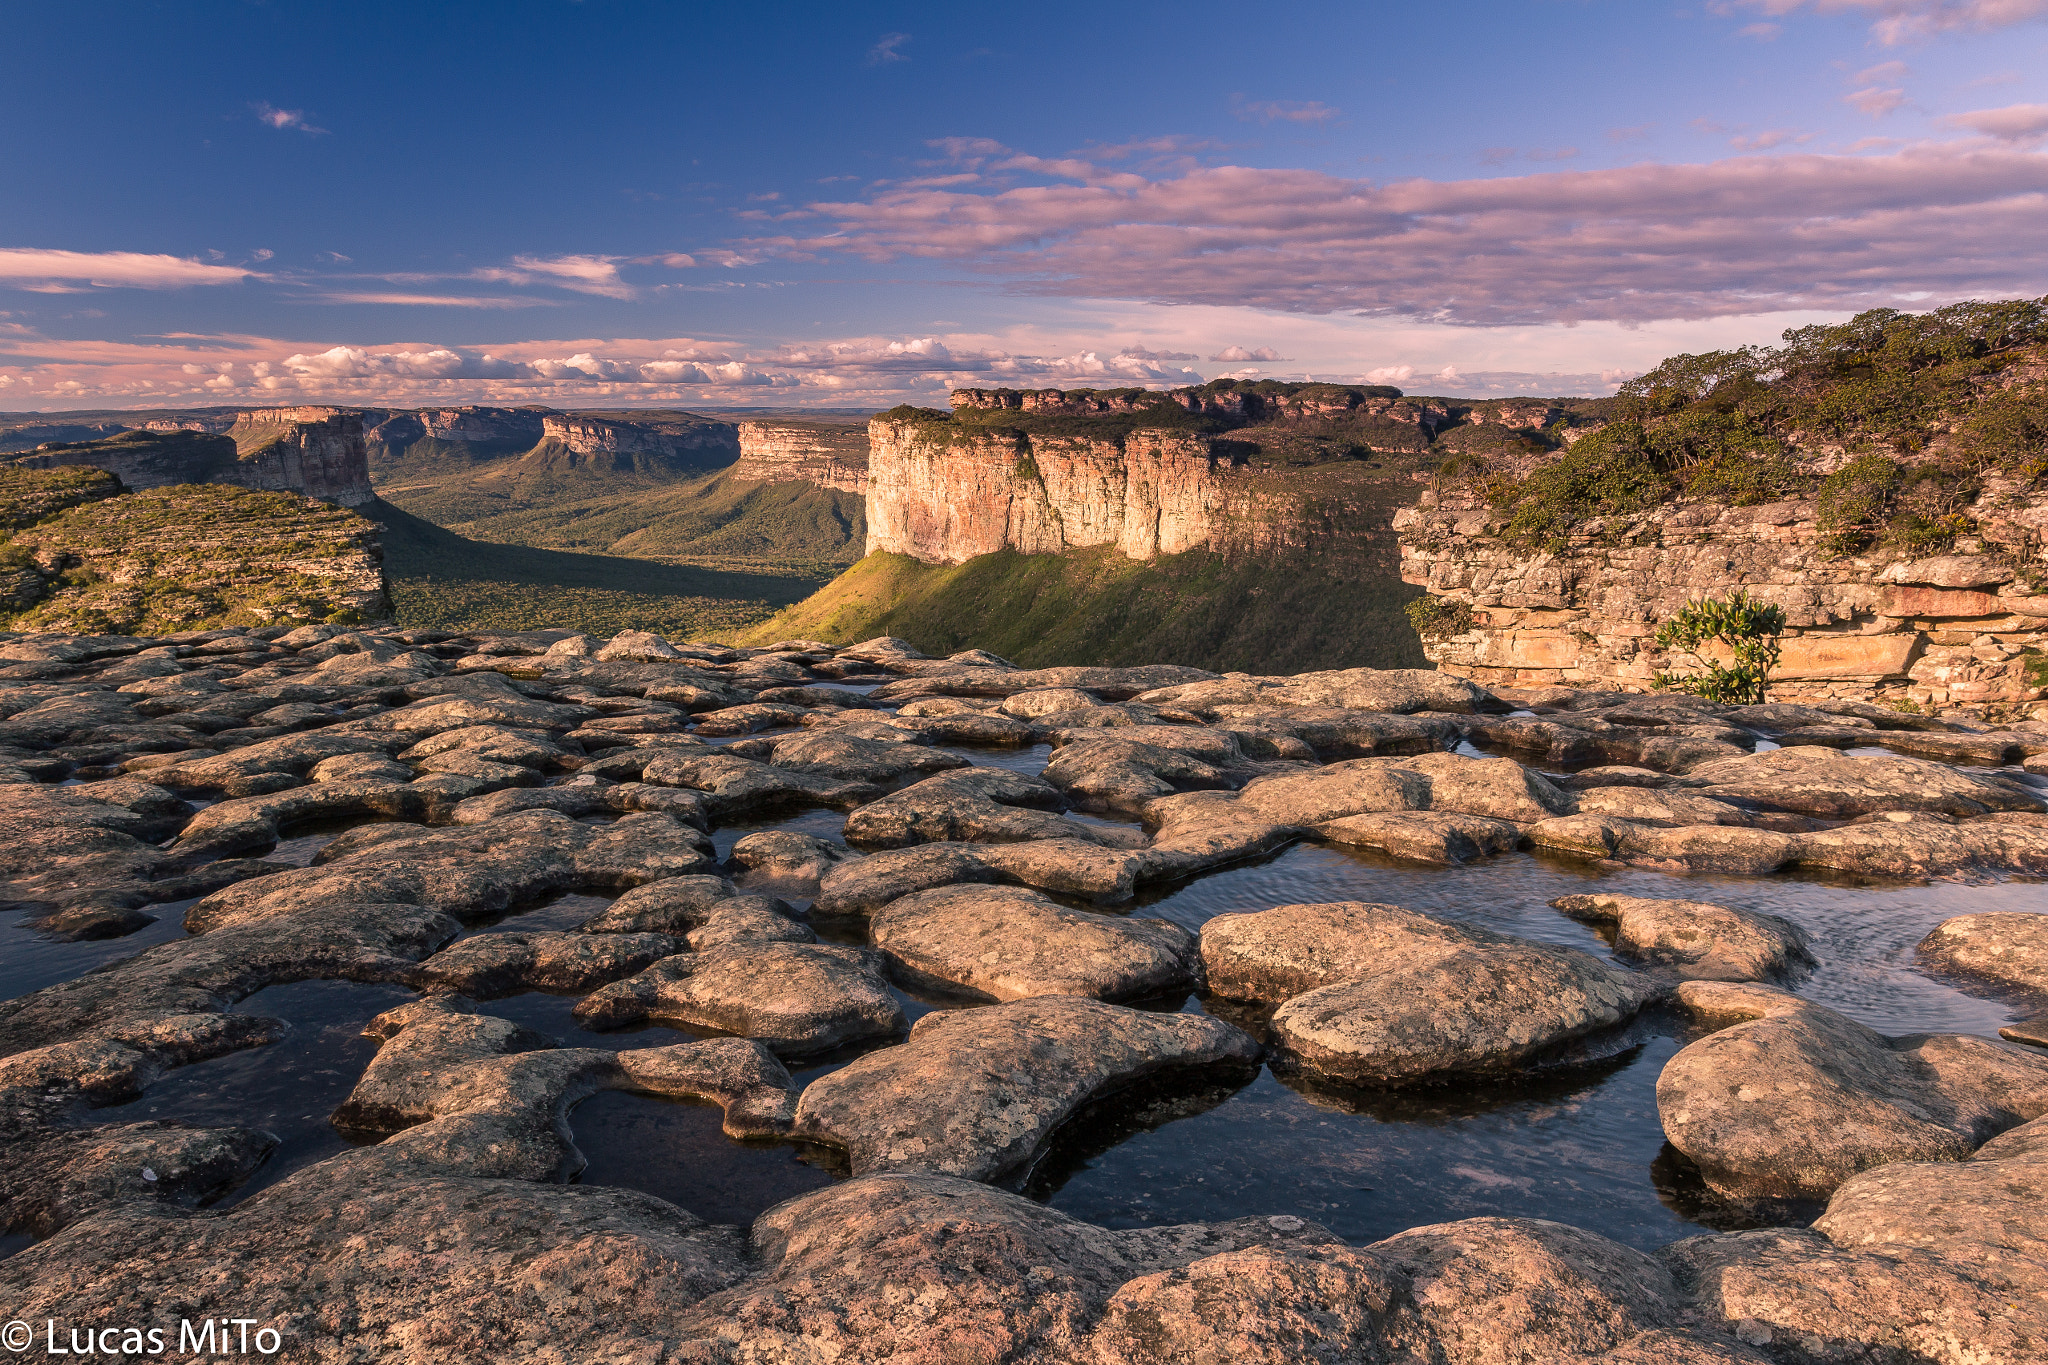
(865, 382, 1464, 566)
(529, 412, 739, 473)
(15, 409, 376, 508)
(1398, 300, 2048, 716)
(864, 420, 1241, 562)
(733, 420, 869, 493)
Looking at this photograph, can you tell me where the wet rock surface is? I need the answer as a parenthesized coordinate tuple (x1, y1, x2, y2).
(574, 942, 905, 1057)
(790, 996, 1261, 1181)
(1551, 893, 1815, 982)
(5, 627, 2048, 1361)
(870, 883, 1200, 1002)
(1203, 900, 1657, 1085)
(1659, 980, 2048, 1204)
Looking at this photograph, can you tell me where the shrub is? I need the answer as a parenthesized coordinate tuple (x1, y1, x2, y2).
(1814, 454, 1903, 554)
(1405, 595, 1474, 641)
(878, 404, 951, 424)
(1954, 385, 2048, 480)
(1680, 451, 1799, 506)
(1652, 589, 1786, 705)
(1490, 423, 1670, 551)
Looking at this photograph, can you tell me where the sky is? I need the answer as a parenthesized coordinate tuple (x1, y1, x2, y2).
(3, 0, 2047, 412)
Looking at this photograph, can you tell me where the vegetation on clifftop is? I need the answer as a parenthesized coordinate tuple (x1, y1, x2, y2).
(1473, 296, 2048, 555)
(1, 474, 388, 634)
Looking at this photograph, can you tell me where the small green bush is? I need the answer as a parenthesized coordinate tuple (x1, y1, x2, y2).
(1652, 589, 1786, 705)
(1405, 595, 1474, 641)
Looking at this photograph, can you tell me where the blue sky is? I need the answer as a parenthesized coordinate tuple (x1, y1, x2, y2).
(3, 0, 2046, 409)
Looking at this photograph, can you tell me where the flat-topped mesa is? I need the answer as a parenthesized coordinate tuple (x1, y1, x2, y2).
(225, 408, 376, 506)
(140, 415, 237, 435)
(733, 421, 869, 493)
(865, 382, 1463, 567)
(864, 417, 1239, 564)
(11, 409, 374, 509)
(534, 413, 739, 471)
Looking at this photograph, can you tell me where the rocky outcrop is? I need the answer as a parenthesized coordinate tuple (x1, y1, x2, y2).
(1, 473, 389, 635)
(864, 418, 1244, 562)
(862, 380, 1467, 566)
(733, 420, 869, 492)
(360, 406, 549, 459)
(531, 412, 737, 472)
(225, 408, 376, 506)
(1398, 485, 2048, 714)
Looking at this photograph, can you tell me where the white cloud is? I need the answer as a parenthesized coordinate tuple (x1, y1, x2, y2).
(1210, 345, 1289, 362)
(0, 248, 258, 290)
(1363, 365, 1415, 385)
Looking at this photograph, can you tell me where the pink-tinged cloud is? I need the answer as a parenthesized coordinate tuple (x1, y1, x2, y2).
(1210, 345, 1289, 362)
(1733, 0, 2048, 43)
(1729, 129, 1812, 149)
(0, 248, 260, 290)
(1940, 102, 2048, 140)
(749, 143, 2048, 325)
(251, 102, 328, 135)
(0, 327, 1213, 406)
(470, 254, 636, 299)
(1844, 86, 1907, 117)
(301, 292, 549, 308)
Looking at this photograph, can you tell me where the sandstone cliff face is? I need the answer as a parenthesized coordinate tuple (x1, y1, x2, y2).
(864, 420, 1250, 563)
(536, 414, 738, 470)
(733, 421, 869, 493)
(362, 407, 549, 456)
(1398, 482, 2048, 712)
(226, 409, 376, 507)
(18, 409, 377, 509)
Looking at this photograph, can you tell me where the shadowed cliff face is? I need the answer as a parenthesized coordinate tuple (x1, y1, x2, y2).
(226, 409, 377, 506)
(11, 411, 376, 508)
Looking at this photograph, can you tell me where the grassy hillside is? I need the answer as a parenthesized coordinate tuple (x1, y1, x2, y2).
(375, 459, 864, 574)
(739, 547, 1429, 673)
(372, 501, 821, 637)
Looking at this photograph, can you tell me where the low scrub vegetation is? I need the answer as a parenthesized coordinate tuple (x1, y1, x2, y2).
(1473, 296, 2048, 551)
